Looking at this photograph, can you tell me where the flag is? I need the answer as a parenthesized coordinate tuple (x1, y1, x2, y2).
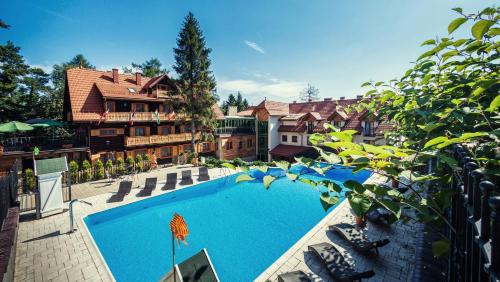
(169, 110, 176, 120)
(129, 111, 136, 126)
(170, 213, 189, 246)
(97, 109, 109, 125)
(33, 146, 39, 156)
(153, 109, 161, 125)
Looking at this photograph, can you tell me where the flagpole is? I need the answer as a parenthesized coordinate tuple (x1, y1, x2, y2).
(172, 231, 176, 282)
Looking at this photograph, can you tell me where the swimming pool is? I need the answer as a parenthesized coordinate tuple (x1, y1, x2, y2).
(84, 166, 371, 281)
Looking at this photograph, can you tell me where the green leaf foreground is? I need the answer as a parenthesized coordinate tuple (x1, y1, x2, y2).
(223, 6, 499, 259)
(235, 174, 255, 183)
(263, 175, 275, 189)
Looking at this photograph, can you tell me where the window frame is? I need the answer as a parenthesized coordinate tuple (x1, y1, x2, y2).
(292, 135, 298, 143)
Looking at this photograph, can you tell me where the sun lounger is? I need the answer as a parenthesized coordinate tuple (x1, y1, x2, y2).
(160, 248, 220, 282)
(108, 181, 132, 203)
(308, 242, 375, 281)
(197, 167, 210, 181)
(367, 207, 393, 225)
(163, 173, 177, 190)
(180, 170, 193, 185)
(329, 223, 390, 254)
(138, 177, 157, 197)
(277, 270, 312, 282)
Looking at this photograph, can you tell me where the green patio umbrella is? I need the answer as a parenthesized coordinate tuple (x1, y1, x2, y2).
(26, 118, 65, 128)
(0, 121, 34, 133)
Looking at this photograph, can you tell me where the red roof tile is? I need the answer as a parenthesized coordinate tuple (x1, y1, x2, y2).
(253, 100, 289, 116)
(278, 123, 306, 132)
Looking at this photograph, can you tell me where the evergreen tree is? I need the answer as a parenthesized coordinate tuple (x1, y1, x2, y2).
(0, 19, 10, 29)
(123, 58, 167, 77)
(20, 67, 50, 120)
(173, 12, 217, 155)
(221, 92, 249, 114)
(0, 41, 31, 121)
(299, 84, 320, 102)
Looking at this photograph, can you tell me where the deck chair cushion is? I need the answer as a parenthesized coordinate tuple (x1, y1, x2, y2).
(329, 223, 390, 252)
(277, 270, 311, 282)
(308, 242, 375, 281)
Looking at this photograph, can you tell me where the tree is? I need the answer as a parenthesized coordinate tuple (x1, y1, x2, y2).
(21, 67, 50, 120)
(123, 58, 168, 77)
(0, 19, 10, 29)
(299, 84, 319, 102)
(173, 12, 218, 156)
(221, 92, 249, 114)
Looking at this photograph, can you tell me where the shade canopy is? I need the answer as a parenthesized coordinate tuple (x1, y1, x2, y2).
(0, 121, 34, 133)
(26, 118, 65, 128)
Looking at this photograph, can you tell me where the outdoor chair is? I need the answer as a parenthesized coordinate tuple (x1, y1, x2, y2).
(107, 181, 132, 203)
(179, 170, 193, 185)
(197, 167, 210, 181)
(277, 270, 312, 282)
(163, 173, 178, 190)
(138, 177, 157, 197)
(329, 223, 390, 254)
(308, 242, 375, 281)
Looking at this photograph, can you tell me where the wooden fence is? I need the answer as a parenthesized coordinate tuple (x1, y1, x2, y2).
(447, 145, 499, 282)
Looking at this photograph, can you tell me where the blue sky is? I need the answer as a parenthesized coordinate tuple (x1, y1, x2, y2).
(0, 0, 496, 105)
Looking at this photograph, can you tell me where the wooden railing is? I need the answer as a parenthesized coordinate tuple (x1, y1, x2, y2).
(106, 112, 187, 123)
(125, 133, 199, 146)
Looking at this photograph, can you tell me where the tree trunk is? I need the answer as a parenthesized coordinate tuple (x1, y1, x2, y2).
(191, 119, 197, 156)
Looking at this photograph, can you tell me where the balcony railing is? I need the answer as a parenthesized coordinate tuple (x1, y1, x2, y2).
(0, 135, 88, 153)
(106, 112, 186, 123)
(125, 133, 199, 147)
(215, 127, 255, 135)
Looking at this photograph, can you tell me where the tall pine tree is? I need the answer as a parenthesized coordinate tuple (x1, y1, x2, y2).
(173, 12, 217, 156)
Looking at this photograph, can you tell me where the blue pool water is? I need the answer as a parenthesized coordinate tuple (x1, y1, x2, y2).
(84, 166, 371, 282)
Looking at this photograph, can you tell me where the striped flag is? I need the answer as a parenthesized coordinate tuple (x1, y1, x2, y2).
(129, 111, 136, 126)
(153, 109, 161, 125)
(170, 213, 189, 246)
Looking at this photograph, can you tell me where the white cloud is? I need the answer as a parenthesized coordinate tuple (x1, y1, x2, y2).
(30, 64, 53, 74)
(244, 40, 265, 54)
(218, 77, 307, 104)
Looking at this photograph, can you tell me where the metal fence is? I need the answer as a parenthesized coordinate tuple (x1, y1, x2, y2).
(0, 160, 19, 227)
(447, 145, 499, 282)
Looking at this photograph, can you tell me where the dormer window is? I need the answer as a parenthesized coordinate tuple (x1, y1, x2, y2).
(332, 120, 343, 129)
(364, 121, 375, 136)
(307, 121, 314, 133)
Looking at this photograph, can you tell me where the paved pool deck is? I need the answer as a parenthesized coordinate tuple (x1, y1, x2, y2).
(13, 168, 418, 282)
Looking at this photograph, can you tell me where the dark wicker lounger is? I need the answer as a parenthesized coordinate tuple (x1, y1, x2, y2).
(108, 181, 132, 203)
(308, 242, 375, 281)
(329, 223, 390, 254)
(179, 170, 193, 185)
(278, 270, 312, 282)
(163, 173, 177, 190)
(138, 177, 157, 197)
(198, 167, 210, 181)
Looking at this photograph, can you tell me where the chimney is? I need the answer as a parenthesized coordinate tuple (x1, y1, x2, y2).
(112, 69, 119, 84)
(357, 95, 363, 99)
(135, 72, 142, 86)
(324, 98, 332, 101)
(340, 96, 345, 100)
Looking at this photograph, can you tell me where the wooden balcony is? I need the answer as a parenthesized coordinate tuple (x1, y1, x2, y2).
(125, 133, 199, 147)
(106, 112, 187, 123)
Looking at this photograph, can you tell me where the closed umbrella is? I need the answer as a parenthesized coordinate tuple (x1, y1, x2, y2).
(26, 118, 65, 128)
(0, 121, 34, 133)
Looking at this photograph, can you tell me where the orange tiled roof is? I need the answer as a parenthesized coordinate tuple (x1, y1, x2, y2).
(253, 100, 289, 116)
(212, 104, 225, 120)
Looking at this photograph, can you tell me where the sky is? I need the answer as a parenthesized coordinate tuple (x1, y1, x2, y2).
(0, 0, 496, 105)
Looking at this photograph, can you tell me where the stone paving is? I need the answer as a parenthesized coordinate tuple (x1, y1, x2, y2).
(13, 166, 230, 282)
(255, 175, 419, 282)
(13, 169, 418, 282)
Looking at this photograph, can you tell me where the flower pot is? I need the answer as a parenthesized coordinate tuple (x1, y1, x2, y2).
(355, 215, 367, 228)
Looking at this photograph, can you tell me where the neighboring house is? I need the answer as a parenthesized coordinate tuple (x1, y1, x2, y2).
(251, 97, 393, 162)
(64, 67, 223, 164)
(215, 106, 256, 161)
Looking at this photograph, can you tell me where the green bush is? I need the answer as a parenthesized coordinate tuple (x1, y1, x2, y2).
(105, 159, 113, 177)
(126, 156, 134, 172)
(135, 154, 143, 172)
(116, 158, 125, 175)
(144, 154, 151, 170)
(82, 160, 92, 182)
(95, 160, 104, 180)
(232, 158, 246, 167)
(69, 160, 79, 183)
(24, 168, 36, 191)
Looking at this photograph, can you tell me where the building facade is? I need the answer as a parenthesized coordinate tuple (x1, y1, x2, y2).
(250, 97, 392, 162)
(64, 68, 223, 164)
